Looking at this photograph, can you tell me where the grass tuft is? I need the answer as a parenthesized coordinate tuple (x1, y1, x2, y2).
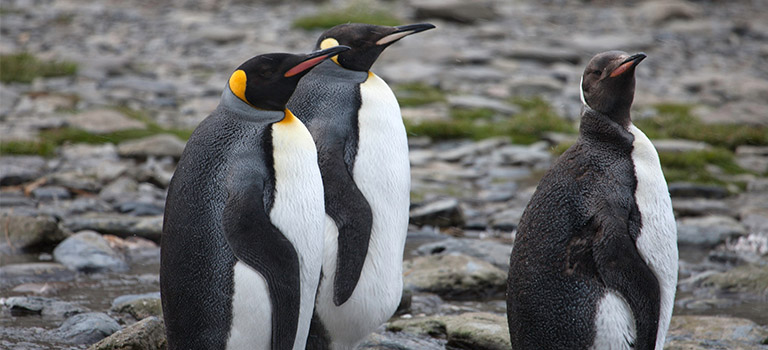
(395, 83, 446, 107)
(0, 52, 77, 83)
(292, 1, 402, 30)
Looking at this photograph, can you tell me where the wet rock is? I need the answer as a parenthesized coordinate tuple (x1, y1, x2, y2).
(666, 315, 768, 350)
(31, 185, 71, 201)
(62, 214, 163, 241)
(53, 312, 121, 344)
(88, 316, 167, 350)
(0, 156, 47, 186)
(411, 0, 498, 24)
(668, 182, 730, 199)
(66, 109, 146, 134)
(53, 230, 129, 272)
(677, 215, 747, 247)
(2, 296, 88, 317)
(416, 238, 513, 271)
(410, 199, 466, 228)
(652, 139, 710, 153)
(637, 0, 701, 25)
(0, 262, 76, 285)
(403, 254, 506, 300)
(699, 264, 768, 297)
(388, 312, 510, 350)
(361, 331, 447, 350)
(112, 297, 163, 320)
(672, 198, 737, 218)
(117, 134, 186, 159)
(0, 214, 66, 252)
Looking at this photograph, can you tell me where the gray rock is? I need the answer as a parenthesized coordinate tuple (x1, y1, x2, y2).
(666, 315, 768, 350)
(507, 76, 564, 97)
(668, 182, 729, 199)
(0, 214, 66, 252)
(699, 264, 768, 297)
(100, 177, 140, 203)
(489, 207, 523, 231)
(0, 156, 47, 186)
(60, 143, 119, 161)
(117, 201, 164, 216)
(117, 134, 186, 159)
(361, 331, 447, 350)
(501, 45, 582, 64)
(66, 109, 146, 134)
(2, 296, 87, 317)
(111, 292, 161, 308)
(403, 253, 506, 300)
(672, 198, 737, 218)
(494, 144, 552, 166)
(652, 139, 710, 153)
(637, 0, 701, 25)
(0, 262, 76, 286)
(416, 238, 513, 271)
(48, 171, 102, 193)
(54, 312, 120, 344)
(411, 0, 498, 24)
(88, 316, 166, 350)
(102, 76, 176, 95)
(112, 297, 163, 320)
(447, 95, 519, 115)
(677, 215, 747, 247)
(410, 199, 466, 228)
(53, 230, 129, 272)
(197, 26, 246, 44)
(0, 190, 36, 207)
(31, 186, 72, 201)
(388, 312, 510, 350)
(37, 197, 114, 218)
(62, 214, 163, 241)
(736, 145, 768, 174)
(565, 33, 655, 53)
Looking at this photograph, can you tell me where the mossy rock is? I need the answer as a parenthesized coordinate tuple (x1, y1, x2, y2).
(388, 312, 510, 350)
(699, 264, 768, 297)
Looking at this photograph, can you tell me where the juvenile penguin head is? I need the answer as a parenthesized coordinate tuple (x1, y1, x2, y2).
(228, 45, 350, 110)
(580, 51, 646, 126)
(315, 22, 435, 72)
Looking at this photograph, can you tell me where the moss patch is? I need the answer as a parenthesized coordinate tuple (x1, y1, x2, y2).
(635, 103, 768, 150)
(395, 83, 446, 107)
(293, 1, 401, 30)
(405, 97, 575, 144)
(0, 52, 77, 83)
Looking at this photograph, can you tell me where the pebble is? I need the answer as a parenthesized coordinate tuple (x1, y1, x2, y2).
(53, 230, 129, 272)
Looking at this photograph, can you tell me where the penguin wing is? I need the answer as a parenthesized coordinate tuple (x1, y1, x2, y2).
(318, 140, 374, 306)
(222, 170, 300, 350)
(591, 208, 660, 350)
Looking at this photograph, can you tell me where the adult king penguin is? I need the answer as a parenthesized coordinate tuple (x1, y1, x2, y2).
(160, 45, 350, 350)
(506, 51, 678, 350)
(286, 23, 435, 350)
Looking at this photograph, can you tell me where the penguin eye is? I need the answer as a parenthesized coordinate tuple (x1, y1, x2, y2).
(592, 70, 602, 75)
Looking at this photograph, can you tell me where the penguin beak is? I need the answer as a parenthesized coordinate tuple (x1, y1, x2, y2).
(609, 53, 647, 78)
(284, 45, 351, 77)
(376, 23, 436, 46)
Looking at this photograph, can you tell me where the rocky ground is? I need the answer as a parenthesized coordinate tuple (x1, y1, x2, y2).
(1, 0, 768, 349)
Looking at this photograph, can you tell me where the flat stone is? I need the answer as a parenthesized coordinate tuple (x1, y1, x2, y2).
(196, 26, 246, 44)
(31, 186, 72, 201)
(117, 134, 186, 159)
(489, 207, 523, 232)
(637, 0, 702, 25)
(403, 253, 506, 300)
(60, 143, 119, 161)
(666, 315, 768, 349)
(672, 198, 737, 218)
(88, 316, 166, 350)
(416, 238, 513, 271)
(0, 156, 47, 186)
(112, 297, 163, 320)
(565, 33, 655, 53)
(699, 264, 768, 297)
(389, 312, 510, 350)
(507, 76, 564, 96)
(0, 213, 66, 252)
(66, 109, 146, 134)
(111, 292, 161, 308)
(11, 281, 71, 296)
(410, 198, 466, 228)
(53, 230, 129, 273)
(61, 214, 163, 241)
(48, 171, 102, 193)
(494, 144, 552, 167)
(447, 95, 519, 115)
(53, 312, 120, 344)
(0, 262, 75, 286)
(102, 76, 176, 95)
(361, 331, 446, 350)
(677, 215, 747, 247)
(411, 0, 498, 24)
(2, 296, 88, 318)
(668, 182, 730, 199)
(652, 139, 710, 153)
(501, 45, 582, 65)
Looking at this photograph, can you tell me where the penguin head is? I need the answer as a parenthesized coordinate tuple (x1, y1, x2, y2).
(315, 22, 436, 72)
(228, 45, 350, 110)
(580, 51, 646, 125)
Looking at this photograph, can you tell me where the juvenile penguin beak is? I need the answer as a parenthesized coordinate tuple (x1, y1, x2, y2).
(285, 45, 351, 77)
(609, 52, 647, 78)
(376, 23, 436, 46)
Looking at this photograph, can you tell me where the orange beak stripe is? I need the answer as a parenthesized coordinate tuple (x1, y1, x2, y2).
(284, 55, 328, 78)
(610, 60, 635, 78)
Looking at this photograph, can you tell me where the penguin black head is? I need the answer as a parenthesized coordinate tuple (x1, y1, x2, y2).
(228, 45, 350, 110)
(315, 22, 436, 72)
(580, 51, 646, 126)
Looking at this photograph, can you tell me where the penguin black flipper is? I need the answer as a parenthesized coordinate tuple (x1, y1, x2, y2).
(591, 206, 660, 350)
(289, 62, 374, 306)
(221, 163, 300, 350)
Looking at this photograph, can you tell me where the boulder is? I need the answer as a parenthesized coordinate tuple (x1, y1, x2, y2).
(388, 312, 510, 350)
(54, 312, 121, 344)
(677, 215, 747, 247)
(88, 316, 167, 350)
(53, 230, 129, 272)
(416, 238, 513, 271)
(403, 253, 506, 300)
(410, 199, 466, 228)
(0, 213, 66, 252)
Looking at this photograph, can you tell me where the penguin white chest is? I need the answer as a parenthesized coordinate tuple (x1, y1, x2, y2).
(628, 124, 678, 349)
(315, 72, 411, 348)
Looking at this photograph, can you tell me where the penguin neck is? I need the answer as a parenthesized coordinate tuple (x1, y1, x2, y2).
(219, 88, 285, 122)
(313, 59, 371, 83)
(579, 106, 634, 148)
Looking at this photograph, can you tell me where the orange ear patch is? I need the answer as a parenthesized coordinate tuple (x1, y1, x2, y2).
(610, 61, 634, 78)
(284, 55, 328, 77)
(229, 69, 248, 102)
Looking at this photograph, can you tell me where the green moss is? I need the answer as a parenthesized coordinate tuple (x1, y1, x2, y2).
(635, 103, 768, 150)
(657, 148, 750, 187)
(0, 52, 77, 83)
(395, 83, 446, 107)
(293, 1, 401, 30)
(0, 140, 57, 157)
(508, 97, 576, 144)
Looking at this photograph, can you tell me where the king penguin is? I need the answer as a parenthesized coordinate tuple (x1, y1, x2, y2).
(286, 23, 435, 350)
(506, 51, 678, 350)
(160, 45, 350, 350)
